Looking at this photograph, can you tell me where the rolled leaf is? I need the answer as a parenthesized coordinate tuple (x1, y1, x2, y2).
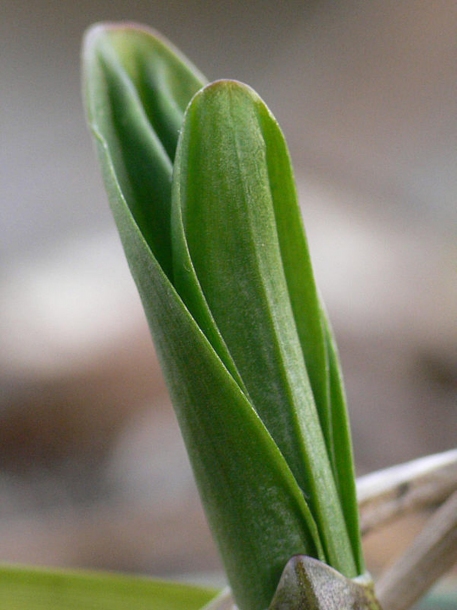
(84, 25, 324, 610)
(83, 22, 369, 610)
(83, 23, 206, 279)
(171, 80, 356, 578)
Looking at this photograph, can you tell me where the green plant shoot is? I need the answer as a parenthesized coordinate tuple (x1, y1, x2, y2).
(83, 22, 379, 610)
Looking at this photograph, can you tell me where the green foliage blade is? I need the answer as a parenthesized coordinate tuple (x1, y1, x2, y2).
(253, 81, 362, 575)
(93, 23, 207, 160)
(88, 141, 323, 610)
(0, 565, 215, 610)
(83, 24, 205, 279)
(84, 41, 325, 608)
(321, 308, 365, 574)
(83, 23, 365, 608)
(171, 80, 356, 579)
(256, 108, 331, 454)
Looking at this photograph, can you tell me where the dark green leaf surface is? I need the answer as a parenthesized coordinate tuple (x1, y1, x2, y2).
(0, 565, 215, 610)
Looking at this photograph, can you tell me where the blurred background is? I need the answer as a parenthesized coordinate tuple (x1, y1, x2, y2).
(1, 0, 456, 590)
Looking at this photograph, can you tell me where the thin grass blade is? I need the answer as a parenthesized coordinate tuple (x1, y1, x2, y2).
(0, 565, 216, 610)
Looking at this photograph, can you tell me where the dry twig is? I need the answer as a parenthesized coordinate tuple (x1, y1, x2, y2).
(376, 489, 457, 610)
(357, 449, 457, 535)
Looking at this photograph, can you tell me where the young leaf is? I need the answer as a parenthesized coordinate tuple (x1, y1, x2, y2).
(84, 27, 325, 610)
(83, 22, 370, 610)
(83, 23, 206, 279)
(321, 306, 364, 574)
(171, 80, 356, 579)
